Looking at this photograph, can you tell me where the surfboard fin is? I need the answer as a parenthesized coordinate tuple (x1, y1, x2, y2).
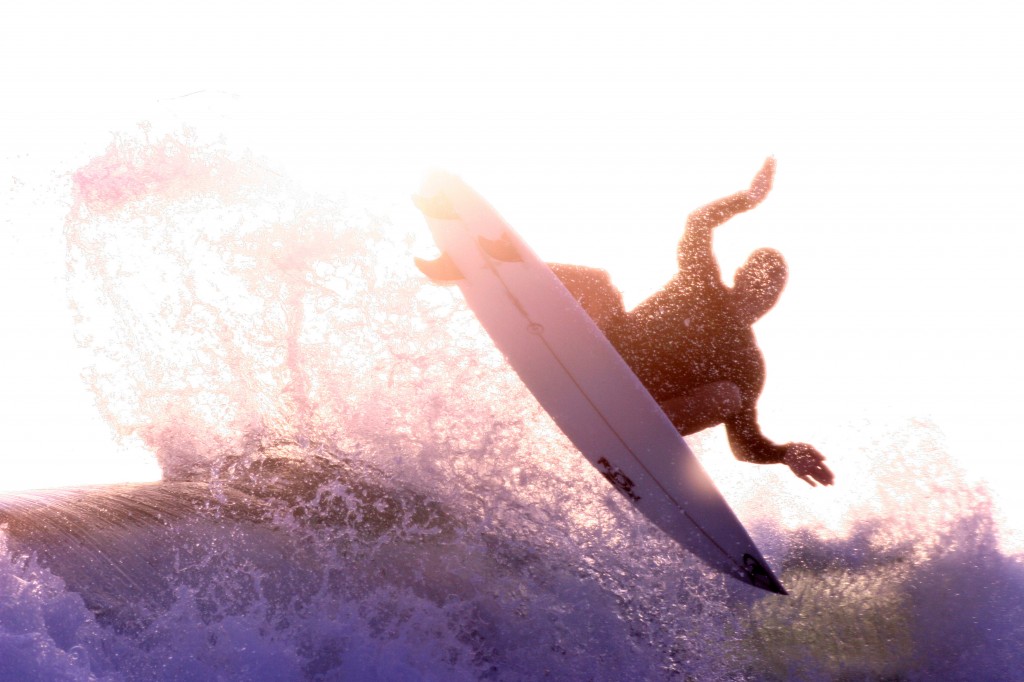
(412, 193, 459, 220)
(414, 253, 464, 283)
(478, 233, 523, 262)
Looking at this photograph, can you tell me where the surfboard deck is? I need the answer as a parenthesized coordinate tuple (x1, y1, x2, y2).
(414, 172, 786, 595)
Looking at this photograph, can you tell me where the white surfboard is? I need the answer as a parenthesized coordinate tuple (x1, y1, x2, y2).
(414, 172, 786, 594)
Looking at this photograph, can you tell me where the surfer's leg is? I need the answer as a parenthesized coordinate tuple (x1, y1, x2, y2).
(659, 382, 743, 436)
(548, 264, 626, 331)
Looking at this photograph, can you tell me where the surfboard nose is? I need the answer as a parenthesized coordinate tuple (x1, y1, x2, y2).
(742, 553, 787, 595)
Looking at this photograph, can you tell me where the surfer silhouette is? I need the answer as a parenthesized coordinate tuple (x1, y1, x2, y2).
(551, 158, 834, 487)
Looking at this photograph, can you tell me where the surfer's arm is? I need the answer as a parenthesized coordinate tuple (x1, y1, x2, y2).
(677, 158, 776, 284)
(724, 409, 787, 466)
(726, 411, 834, 486)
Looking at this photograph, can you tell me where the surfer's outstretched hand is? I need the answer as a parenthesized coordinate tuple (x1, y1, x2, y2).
(745, 156, 776, 209)
(783, 442, 834, 487)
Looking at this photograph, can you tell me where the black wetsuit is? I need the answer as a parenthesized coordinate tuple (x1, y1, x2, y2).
(551, 225, 787, 466)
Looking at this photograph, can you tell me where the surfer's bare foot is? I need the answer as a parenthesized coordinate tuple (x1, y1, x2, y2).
(783, 442, 834, 487)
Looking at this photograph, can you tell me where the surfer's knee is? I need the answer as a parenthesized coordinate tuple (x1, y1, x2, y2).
(694, 381, 742, 424)
(660, 381, 742, 436)
(710, 381, 743, 416)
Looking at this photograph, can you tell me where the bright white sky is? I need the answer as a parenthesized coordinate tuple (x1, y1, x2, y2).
(2, 1, 1023, 543)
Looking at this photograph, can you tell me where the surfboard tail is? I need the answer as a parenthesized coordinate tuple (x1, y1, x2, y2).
(478, 233, 523, 262)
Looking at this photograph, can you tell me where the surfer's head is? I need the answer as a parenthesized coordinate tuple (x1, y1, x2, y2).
(733, 248, 787, 324)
